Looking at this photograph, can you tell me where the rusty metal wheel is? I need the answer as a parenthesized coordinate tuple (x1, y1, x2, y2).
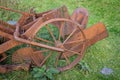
(34, 18, 86, 71)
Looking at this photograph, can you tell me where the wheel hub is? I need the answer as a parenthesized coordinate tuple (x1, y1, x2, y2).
(55, 40, 64, 49)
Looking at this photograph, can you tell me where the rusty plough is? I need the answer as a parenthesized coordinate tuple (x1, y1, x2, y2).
(0, 5, 108, 73)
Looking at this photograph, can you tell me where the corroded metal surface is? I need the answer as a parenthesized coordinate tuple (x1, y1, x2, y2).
(0, 53, 7, 62)
(12, 47, 44, 66)
(0, 64, 30, 73)
(63, 22, 108, 57)
(71, 8, 88, 29)
(0, 5, 108, 73)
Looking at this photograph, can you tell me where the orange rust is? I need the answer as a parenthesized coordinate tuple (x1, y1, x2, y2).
(0, 64, 30, 73)
(0, 53, 7, 62)
(0, 5, 108, 72)
(0, 24, 14, 34)
(63, 22, 108, 57)
(0, 30, 13, 39)
(0, 40, 22, 54)
(12, 47, 44, 66)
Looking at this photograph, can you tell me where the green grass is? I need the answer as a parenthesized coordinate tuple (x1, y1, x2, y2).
(0, 0, 120, 80)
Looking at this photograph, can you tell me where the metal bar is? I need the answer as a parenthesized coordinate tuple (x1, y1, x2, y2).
(0, 6, 33, 16)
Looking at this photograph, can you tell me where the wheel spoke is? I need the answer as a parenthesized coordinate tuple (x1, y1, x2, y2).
(64, 48, 80, 55)
(69, 40, 86, 53)
(64, 39, 84, 44)
(40, 52, 52, 66)
(45, 25, 57, 43)
(63, 28, 77, 44)
(54, 52, 62, 67)
(63, 53, 70, 65)
(35, 36, 54, 44)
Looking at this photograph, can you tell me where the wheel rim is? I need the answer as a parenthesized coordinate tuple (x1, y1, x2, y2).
(34, 18, 86, 71)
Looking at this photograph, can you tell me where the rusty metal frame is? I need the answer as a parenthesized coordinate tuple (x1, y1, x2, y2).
(0, 5, 108, 72)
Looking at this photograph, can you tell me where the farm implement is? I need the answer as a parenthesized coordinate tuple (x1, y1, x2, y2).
(0, 5, 108, 73)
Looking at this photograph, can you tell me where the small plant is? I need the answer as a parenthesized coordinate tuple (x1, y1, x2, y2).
(31, 65, 59, 80)
(77, 61, 90, 74)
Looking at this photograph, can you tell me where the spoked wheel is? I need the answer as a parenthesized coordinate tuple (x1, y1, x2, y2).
(34, 18, 86, 71)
